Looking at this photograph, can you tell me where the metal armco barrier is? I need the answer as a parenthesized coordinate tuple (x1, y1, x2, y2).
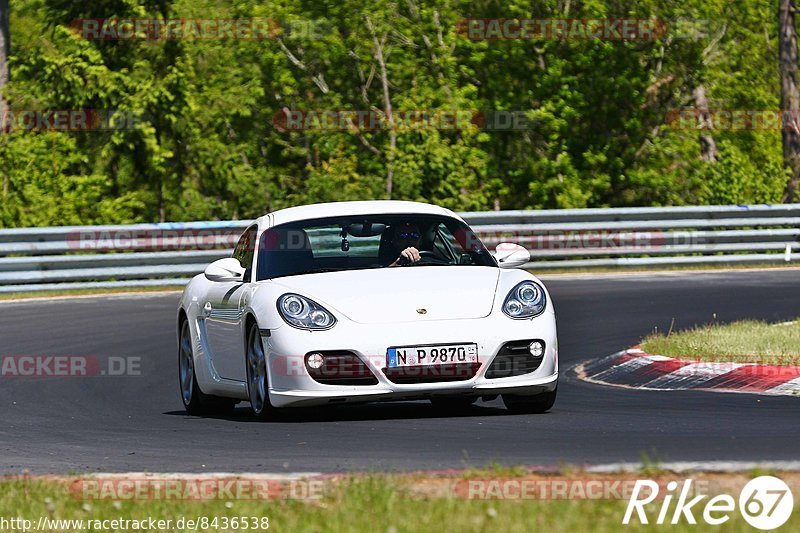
(1, 204, 798, 293)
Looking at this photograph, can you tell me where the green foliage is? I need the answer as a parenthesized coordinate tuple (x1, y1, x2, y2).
(0, 0, 793, 226)
(697, 140, 787, 205)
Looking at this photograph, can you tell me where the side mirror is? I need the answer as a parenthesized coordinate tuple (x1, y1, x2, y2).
(494, 243, 530, 269)
(204, 257, 246, 283)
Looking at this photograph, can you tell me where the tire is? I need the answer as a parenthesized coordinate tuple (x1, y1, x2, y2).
(503, 387, 557, 414)
(245, 322, 274, 420)
(430, 396, 477, 411)
(178, 319, 236, 416)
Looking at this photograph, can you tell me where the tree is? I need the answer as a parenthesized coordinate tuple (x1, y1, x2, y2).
(780, 0, 800, 202)
(693, 86, 718, 162)
(0, 0, 795, 226)
(1, 0, 9, 199)
(0, 0, 7, 119)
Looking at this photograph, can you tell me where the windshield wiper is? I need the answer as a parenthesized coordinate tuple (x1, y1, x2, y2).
(290, 268, 339, 276)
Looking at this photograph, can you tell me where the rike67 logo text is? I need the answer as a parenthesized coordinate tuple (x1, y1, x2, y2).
(623, 476, 794, 530)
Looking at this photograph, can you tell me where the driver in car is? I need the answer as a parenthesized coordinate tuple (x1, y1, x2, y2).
(388, 223, 424, 266)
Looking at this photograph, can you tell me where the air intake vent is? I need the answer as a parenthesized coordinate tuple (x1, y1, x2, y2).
(305, 351, 378, 385)
(383, 363, 481, 384)
(485, 340, 545, 379)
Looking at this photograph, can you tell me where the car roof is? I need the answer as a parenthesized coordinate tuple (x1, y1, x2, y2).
(260, 200, 464, 228)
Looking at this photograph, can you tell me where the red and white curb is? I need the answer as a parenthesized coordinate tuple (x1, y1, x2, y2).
(575, 348, 800, 396)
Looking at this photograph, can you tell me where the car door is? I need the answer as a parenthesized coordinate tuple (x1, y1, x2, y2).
(204, 225, 256, 382)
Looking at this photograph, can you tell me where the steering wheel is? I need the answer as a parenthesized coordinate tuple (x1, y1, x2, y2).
(397, 250, 448, 266)
(414, 250, 448, 264)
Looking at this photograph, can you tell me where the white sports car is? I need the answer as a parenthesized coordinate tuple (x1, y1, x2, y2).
(177, 200, 558, 418)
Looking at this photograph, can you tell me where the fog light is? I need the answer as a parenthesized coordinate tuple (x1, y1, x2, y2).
(306, 352, 325, 369)
(529, 341, 544, 357)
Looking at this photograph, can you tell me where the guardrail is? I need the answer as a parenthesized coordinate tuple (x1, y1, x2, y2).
(0, 204, 798, 293)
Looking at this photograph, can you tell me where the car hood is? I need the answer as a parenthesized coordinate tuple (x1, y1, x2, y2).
(269, 266, 501, 324)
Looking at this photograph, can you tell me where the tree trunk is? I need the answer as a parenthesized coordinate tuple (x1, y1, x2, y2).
(1, 0, 10, 199)
(366, 16, 395, 199)
(780, 0, 800, 202)
(693, 85, 718, 162)
(0, 0, 8, 118)
(158, 179, 165, 222)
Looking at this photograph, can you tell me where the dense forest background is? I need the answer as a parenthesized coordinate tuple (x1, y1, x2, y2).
(0, 1, 794, 227)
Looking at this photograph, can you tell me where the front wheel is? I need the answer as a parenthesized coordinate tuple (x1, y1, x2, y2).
(503, 387, 557, 414)
(246, 322, 273, 420)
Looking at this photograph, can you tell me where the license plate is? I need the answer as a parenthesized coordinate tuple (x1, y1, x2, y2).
(387, 343, 478, 368)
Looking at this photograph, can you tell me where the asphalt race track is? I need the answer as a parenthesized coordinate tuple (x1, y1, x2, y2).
(1, 270, 799, 474)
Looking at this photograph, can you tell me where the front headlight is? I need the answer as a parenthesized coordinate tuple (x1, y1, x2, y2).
(277, 293, 337, 330)
(502, 281, 547, 319)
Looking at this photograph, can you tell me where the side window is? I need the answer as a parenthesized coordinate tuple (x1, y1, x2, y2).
(232, 225, 257, 280)
(432, 231, 451, 259)
(432, 224, 459, 262)
(435, 223, 483, 265)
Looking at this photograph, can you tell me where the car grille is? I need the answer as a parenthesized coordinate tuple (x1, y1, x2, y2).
(382, 363, 481, 384)
(305, 351, 379, 386)
(484, 340, 545, 378)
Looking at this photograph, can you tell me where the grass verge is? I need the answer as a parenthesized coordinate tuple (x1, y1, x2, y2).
(533, 264, 800, 276)
(1, 471, 799, 532)
(0, 286, 184, 301)
(641, 319, 800, 365)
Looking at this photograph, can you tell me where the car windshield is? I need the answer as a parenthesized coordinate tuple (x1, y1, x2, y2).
(255, 214, 496, 280)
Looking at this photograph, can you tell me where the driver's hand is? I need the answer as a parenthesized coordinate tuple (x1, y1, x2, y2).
(396, 247, 421, 265)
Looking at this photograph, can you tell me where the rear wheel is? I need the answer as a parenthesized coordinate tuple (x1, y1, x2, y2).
(178, 319, 236, 415)
(503, 387, 557, 414)
(246, 322, 273, 420)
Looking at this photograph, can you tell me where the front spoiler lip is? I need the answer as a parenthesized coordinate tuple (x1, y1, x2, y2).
(267, 372, 558, 408)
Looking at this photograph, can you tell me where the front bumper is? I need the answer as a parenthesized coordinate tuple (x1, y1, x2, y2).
(263, 312, 558, 407)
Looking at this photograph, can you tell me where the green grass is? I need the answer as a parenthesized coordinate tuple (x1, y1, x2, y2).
(0, 474, 795, 533)
(0, 286, 184, 301)
(641, 319, 800, 365)
(534, 264, 800, 276)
